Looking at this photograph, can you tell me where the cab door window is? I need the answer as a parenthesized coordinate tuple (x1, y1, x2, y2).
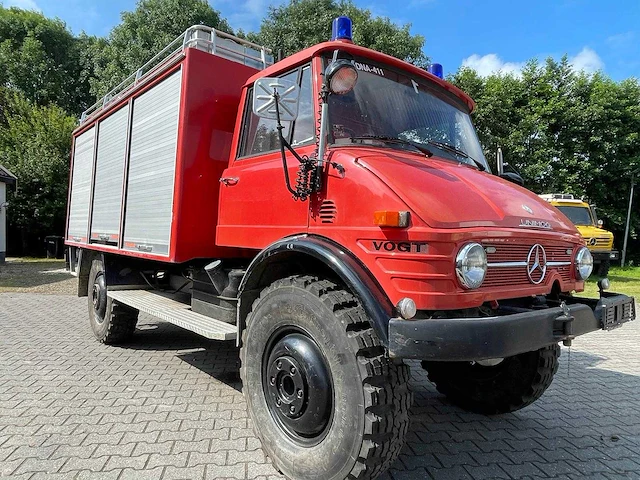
(238, 65, 314, 158)
(290, 66, 314, 146)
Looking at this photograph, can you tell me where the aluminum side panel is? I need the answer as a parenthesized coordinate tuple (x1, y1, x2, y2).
(67, 127, 95, 242)
(91, 106, 129, 242)
(123, 69, 182, 256)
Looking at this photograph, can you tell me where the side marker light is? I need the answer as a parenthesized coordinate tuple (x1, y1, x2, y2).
(397, 298, 417, 319)
(374, 211, 410, 228)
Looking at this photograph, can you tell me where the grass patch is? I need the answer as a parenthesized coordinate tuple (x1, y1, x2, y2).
(7, 257, 66, 263)
(581, 266, 640, 299)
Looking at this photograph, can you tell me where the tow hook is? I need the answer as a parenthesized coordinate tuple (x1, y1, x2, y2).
(554, 301, 575, 346)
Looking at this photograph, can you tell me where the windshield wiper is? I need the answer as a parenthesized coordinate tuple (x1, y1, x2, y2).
(350, 135, 433, 157)
(425, 140, 485, 171)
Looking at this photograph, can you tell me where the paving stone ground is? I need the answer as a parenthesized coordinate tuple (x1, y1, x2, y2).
(0, 293, 639, 480)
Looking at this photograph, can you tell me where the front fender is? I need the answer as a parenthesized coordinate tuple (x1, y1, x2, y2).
(238, 234, 394, 345)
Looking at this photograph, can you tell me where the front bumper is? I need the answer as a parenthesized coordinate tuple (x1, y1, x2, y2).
(388, 293, 635, 360)
(592, 250, 619, 261)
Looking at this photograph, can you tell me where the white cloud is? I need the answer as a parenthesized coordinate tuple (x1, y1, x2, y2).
(568, 47, 603, 74)
(461, 47, 604, 77)
(606, 31, 635, 49)
(4, 0, 40, 10)
(461, 53, 524, 77)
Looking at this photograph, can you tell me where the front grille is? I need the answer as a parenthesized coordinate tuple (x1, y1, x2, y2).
(486, 244, 571, 263)
(483, 267, 528, 287)
(585, 237, 611, 247)
(483, 242, 573, 288)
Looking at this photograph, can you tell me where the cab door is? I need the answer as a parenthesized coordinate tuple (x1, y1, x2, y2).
(217, 65, 316, 249)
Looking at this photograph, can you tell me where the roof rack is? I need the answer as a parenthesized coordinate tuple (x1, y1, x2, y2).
(539, 193, 575, 200)
(80, 25, 273, 124)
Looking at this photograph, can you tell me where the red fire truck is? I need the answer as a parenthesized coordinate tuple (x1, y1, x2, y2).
(66, 18, 635, 480)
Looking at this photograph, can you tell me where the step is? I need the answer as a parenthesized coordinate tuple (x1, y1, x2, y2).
(107, 290, 237, 341)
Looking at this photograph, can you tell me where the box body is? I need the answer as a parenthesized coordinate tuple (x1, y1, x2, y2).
(66, 48, 259, 263)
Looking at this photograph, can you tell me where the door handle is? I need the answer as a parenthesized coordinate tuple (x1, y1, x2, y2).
(220, 176, 239, 186)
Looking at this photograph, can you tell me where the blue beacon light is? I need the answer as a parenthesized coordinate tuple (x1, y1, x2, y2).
(427, 63, 444, 79)
(331, 16, 353, 42)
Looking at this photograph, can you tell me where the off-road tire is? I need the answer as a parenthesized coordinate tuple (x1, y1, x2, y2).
(240, 275, 411, 480)
(597, 259, 610, 277)
(88, 258, 138, 344)
(422, 344, 560, 415)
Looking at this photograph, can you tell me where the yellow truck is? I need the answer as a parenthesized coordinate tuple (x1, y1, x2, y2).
(540, 194, 618, 276)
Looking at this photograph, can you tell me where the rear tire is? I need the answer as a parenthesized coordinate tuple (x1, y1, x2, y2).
(88, 257, 138, 344)
(240, 275, 411, 480)
(422, 344, 560, 414)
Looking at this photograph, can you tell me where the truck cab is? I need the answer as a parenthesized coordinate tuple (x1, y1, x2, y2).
(66, 18, 635, 480)
(219, 37, 591, 311)
(540, 193, 618, 276)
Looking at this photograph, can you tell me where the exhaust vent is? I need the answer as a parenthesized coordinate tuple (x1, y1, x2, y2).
(319, 200, 337, 223)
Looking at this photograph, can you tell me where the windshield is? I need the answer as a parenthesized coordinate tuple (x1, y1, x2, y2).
(327, 55, 489, 171)
(556, 206, 593, 226)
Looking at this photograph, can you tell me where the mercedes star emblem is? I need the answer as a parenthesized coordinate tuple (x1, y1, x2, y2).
(522, 204, 534, 214)
(527, 244, 547, 284)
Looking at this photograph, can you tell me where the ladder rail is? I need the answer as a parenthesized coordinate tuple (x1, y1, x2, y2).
(81, 25, 273, 124)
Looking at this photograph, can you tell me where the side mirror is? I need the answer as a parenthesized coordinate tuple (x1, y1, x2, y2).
(252, 77, 300, 122)
(500, 172, 524, 187)
(496, 149, 524, 186)
(598, 219, 604, 228)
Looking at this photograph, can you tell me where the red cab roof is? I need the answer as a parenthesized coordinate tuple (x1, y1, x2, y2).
(246, 41, 475, 112)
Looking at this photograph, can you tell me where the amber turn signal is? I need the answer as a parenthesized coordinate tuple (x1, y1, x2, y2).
(374, 211, 410, 228)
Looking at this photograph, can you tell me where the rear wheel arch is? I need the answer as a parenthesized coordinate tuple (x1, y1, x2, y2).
(76, 248, 100, 297)
(238, 235, 394, 345)
(76, 249, 143, 296)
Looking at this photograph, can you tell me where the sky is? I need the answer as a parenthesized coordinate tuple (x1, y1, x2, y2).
(2, 0, 639, 81)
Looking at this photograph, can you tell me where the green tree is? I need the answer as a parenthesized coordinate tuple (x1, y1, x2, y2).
(92, 0, 231, 98)
(0, 6, 96, 115)
(0, 87, 76, 253)
(250, 0, 427, 66)
(581, 75, 640, 236)
(450, 61, 640, 257)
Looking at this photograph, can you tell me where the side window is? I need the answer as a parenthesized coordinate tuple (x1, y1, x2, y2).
(291, 66, 314, 146)
(238, 65, 314, 158)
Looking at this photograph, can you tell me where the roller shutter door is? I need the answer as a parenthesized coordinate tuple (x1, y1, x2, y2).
(90, 105, 129, 243)
(67, 127, 95, 242)
(123, 70, 182, 255)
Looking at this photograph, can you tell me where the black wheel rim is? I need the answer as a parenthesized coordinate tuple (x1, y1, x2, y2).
(92, 272, 107, 323)
(262, 328, 334, 446)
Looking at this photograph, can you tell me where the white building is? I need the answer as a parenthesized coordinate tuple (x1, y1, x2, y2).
(0, 164, 17, 264)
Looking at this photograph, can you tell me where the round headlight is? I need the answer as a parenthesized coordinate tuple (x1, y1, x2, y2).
(325, 60, 358, 95)
(456, 243, 487, 289)
(575, 246, 593, 280)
